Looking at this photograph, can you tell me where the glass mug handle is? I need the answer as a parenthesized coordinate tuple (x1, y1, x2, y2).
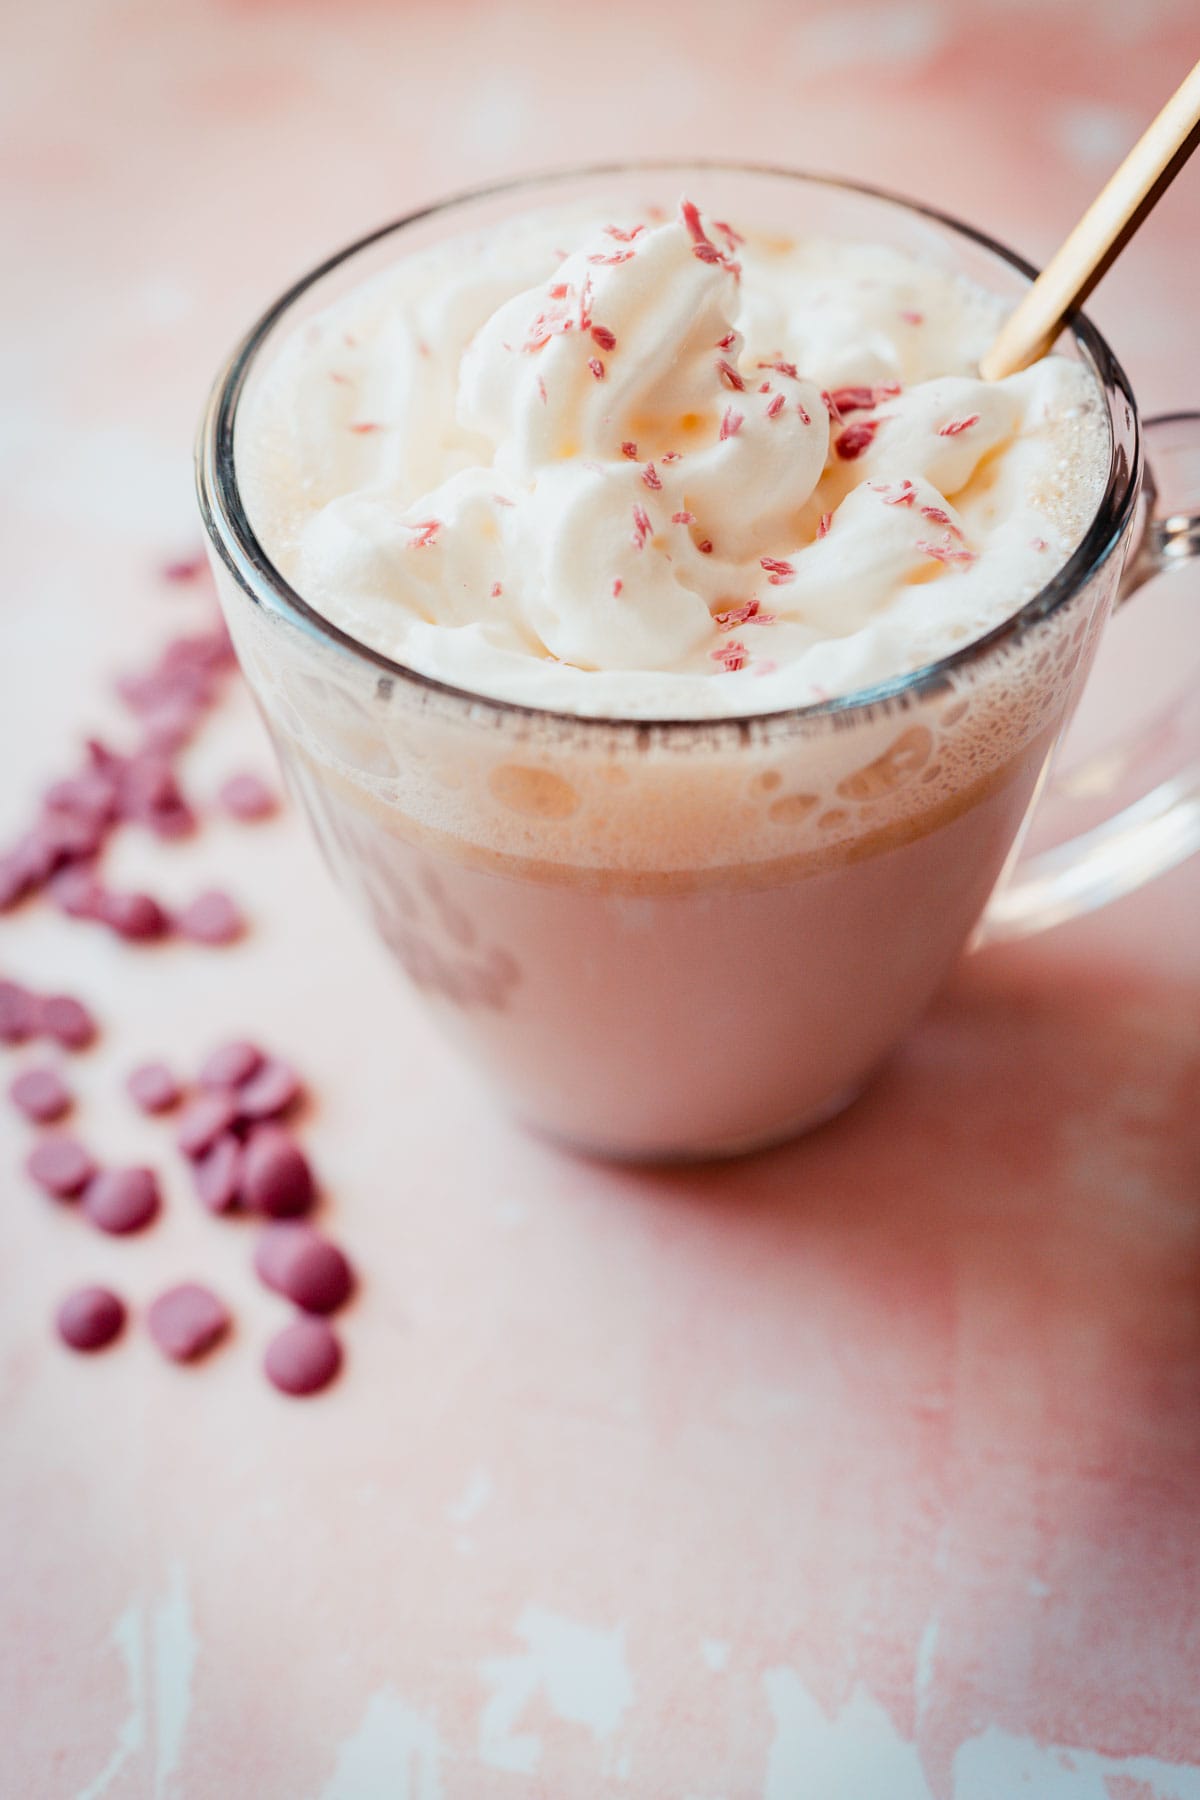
(978, 411, 1200, 943)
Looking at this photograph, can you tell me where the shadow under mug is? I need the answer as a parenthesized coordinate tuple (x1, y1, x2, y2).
(198, 163, 1200, 1161)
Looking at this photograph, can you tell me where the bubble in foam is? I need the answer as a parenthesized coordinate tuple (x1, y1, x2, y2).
(489, 764, 580, 820)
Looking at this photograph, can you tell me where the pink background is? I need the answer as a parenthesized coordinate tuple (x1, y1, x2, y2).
(2, 1, 1199, 1794)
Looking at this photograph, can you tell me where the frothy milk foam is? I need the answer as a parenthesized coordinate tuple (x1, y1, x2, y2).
(233, 198, 1112, 1153)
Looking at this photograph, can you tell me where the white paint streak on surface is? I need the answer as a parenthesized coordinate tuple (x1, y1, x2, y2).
(448, 1467, 494, 1526)
(762, 1671, 931, 1800)
(702, 1639, 730, 1672)
(152, 1562, 197, 1796)
(320, 1689, 444, 1800)
(479, 1608, 633, 1775)
(76, 1605, 146, 1800)
(914, 1615, 938, 1721)
(953, 1727, 1200, 1799)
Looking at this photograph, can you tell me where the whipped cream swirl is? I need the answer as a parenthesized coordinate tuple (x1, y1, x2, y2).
(242, 199, 1108, 717)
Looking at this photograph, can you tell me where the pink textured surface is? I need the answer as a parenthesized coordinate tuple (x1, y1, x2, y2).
(2, 0, 1199, 1793)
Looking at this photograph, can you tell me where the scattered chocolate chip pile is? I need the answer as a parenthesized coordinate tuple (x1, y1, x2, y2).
(6, 560, 351, 1399)
(1, 980, 96, 1048)
(0, 599, 268, 944)
(19, 1027, 353, 1395)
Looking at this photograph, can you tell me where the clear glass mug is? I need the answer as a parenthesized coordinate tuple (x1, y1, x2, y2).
(197, 164, 1200, 1161)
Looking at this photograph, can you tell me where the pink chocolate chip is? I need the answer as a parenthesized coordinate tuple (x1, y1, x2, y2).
(26, 1135, 96, 1198)
(38, 993, 97, 1050)
(82, 1167, 161, 1235)
(254, 1225, 353, 1314)
(192, 1134, 243, 1214)
(49, 866, 107, 920)
(0, 981, 38, 1045)
(56, 1286, 126, 1353)
(147, 1282, 230, 1362)
(236, 1058, 301, 1121)
(10, 1066, 72, 1124)
(162, 554, 208, 584)
(197, 1039, 263, 1090)
(177, 890, 244, 945)
(100, 891, 170, 942)
(126, 1060, 181, 1114)
(175, 1092, 239, 1159)
(264, 1318, 342, 1396)
(218, 774, 277, 821)
(0, 847, 40, 911)
(43, 771, 117, 825)
(241, 1127, 315, 1218)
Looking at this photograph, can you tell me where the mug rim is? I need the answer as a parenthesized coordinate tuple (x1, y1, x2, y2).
(197, 158, 1141, 739)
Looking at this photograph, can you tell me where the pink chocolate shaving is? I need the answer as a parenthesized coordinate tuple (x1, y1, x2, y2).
(766, 394, 786, 419)
(716, 360, 745, 392)
(587, 358, 605, 380)
(710, 638, 749, 672)
(714, 598, 774, 630)
(631, 506, 652, 551)
(406, 519, 442, 548)
(835, 420, 881, 460)
(719, 407, 743, 441)
(621, 440, 639, 460)
(817, 512, 832, 539)
(920, 504, 963, 538)
(916, 536, 978, 567)
(759, 558, 794, 585)
(590, 325, 617, 351)
(641, 463, 663, 490)
(939, 414, 981, 437)
(872, 479, 917, 507)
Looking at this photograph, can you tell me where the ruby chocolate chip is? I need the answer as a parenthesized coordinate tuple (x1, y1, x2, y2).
(197, 1039, 263, 1091)
(126, 1060, 181, 1114)
(264, 1318, 342, 1397)
(100, 891, 170, 942)
(49, 866, 106, 920)
(236, 1058, 301, 1121)
(82, 1167, 161, 1235)
(56, 1286, 126, 1353)
(175, 1091, 239, 1159)
(161, 553, 208, 584)
(0, 981, 37, 1044)
(177, 890, 244, 945)
(26, 1135, 96, 1199)
(218, 773, 277, 822)
(10, 1066, 72, 1124)
(240, 1127, 315, 1218)
(192, 1134, 243, 1214)
(254, 1225, 353, 1315)
(38, 993, 97, 1050)
(147, 1282, 230, 1362)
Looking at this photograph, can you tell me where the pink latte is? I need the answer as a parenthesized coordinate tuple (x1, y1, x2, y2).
(230, 194, 1110, 1155)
